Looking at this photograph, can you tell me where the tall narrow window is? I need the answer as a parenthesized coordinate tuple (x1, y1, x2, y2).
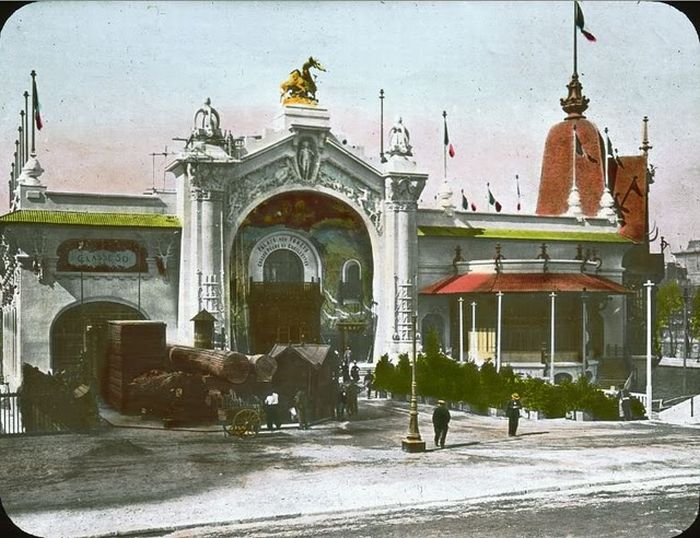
(341, 259, 362, 304)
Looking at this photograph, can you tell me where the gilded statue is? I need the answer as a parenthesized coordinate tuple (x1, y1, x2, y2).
(280, 57, 326, 106)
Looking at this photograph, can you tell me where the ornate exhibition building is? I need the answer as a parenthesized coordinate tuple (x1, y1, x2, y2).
(0, 58, 663, 393)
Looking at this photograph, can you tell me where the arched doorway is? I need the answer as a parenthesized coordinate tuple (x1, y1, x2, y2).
(230, 191, 374, 356)
(51, 301, 145, 396)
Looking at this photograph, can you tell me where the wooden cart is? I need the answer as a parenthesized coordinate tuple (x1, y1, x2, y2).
(218, 391, 262, 439)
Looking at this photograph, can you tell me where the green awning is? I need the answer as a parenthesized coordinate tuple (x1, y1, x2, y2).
(0, 210, 181, 229)
(417, 226, 631, 243)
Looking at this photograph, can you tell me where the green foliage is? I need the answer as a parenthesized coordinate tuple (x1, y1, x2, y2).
(690, 289, 700, 340)
(394, 354, 412, 395)
(656, 281, 684, 355)
(373, 354, 395, 393)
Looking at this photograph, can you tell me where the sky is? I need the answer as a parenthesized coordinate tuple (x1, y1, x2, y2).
(0, 1, 698, 254)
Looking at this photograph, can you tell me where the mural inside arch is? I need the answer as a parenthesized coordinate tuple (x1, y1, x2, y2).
(230, 191, 374, 359)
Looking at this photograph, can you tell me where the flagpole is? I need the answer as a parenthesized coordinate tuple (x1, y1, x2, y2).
(573, 0, 578, 75)
(604, 127, 609, 190)
(515, 174, 521, 212)
(23, 91, 29, 159)
(442, 110, 447, 179)
(572, 124, 577, 194)
(379, 89, 386, 163)
(30, 70, 37, 155)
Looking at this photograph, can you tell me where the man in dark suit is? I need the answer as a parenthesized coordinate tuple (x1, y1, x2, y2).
(505, 393, 523, 436)
(432, 400, 451, 448)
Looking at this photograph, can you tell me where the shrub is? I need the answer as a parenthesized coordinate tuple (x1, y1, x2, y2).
(373, 354, 395, 393)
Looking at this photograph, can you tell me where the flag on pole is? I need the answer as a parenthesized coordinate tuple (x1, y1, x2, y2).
(32, 76, 43, 130)
(515, 174, 522, 211)
(622, 371, 633, 391)
(614, 148, 624, 168)
(444, 114, 455, 158)
(487, 183, 502, 213)
(606, 134, 614, 159)
(461, 190, 476, 211)
(575, 131, 585, 157)
(575, 1, 596, 42)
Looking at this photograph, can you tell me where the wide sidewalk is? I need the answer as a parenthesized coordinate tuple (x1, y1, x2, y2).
(5, 398, 700, 538)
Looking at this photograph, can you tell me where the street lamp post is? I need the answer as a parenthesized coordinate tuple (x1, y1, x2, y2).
(458, 296, 464, 362)
(402, 312, 425, 452)
(470, 300, 477, 362)
(496, 291, 503, 372)
(644, 280, 654, 419)
(682, 282, 689, 396)
(549, 292, 557, 384)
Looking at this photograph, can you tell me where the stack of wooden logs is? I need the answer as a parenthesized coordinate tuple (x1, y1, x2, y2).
(105, 321, 166, 413)
(124, 345, 278, 420)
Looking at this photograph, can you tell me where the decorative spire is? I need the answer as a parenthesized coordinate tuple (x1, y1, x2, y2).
(560, 73, 589, 119)
(597, 186, 618, 224)
(566, 178, 583, 220)
(639, 115, 653, 155)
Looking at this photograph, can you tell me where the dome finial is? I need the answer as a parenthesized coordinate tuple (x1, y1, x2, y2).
(560, 73, 589, 120)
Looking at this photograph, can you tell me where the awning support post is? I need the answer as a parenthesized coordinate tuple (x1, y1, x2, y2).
(550, 292, 557, 384)
(496, 291, 503, 372)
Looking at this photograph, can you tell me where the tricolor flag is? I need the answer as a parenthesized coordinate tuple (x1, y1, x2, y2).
(487, 183, 502, 213)
(444, 113, 455, 158)
(614, 148, 624, 168)
(629, 177, 643, 197)
(575, 1, 596, 42)
(515, 174, 522, 211)
(32, 76, 43, 131)
(461, 190, 476, 212)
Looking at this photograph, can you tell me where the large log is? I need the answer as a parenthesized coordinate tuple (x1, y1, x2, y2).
(167, 345, 252, 384)
(248, 354, 277, 383)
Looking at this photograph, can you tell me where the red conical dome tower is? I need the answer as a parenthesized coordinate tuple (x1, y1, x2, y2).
(536, 73, 606, 217)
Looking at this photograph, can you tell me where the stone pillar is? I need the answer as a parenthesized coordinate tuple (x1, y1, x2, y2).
(382, 158, 426, 357)
(187, 162, 227, 346)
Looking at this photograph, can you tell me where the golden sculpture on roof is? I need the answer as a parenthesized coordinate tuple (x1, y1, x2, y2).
(280, 57, 326, 106)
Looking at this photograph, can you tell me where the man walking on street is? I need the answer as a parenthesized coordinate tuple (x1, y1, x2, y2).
(264, 390, 281, 431)
(432, 399, 451, 448)
(505, 393, 523, 436)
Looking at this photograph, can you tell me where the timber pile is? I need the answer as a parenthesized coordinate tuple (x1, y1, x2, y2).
(106, 321, 166, 413)
(167, 345, 252, 384)
(128, 369, 208, 419)
(249, 354, 277, 382)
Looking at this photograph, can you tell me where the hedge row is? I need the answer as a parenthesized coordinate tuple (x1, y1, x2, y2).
(373, 349, 645, 420)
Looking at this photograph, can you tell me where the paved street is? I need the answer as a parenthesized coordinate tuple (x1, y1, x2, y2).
(1, 398, 699, 537)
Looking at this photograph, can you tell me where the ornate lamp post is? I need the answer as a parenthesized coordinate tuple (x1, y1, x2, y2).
(644, 280, 654, 418)
(402, 313, 425, 452)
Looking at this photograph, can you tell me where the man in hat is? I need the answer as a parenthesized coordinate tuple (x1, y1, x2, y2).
(505, 393, 523, 436)
(432, 400, 451, 448)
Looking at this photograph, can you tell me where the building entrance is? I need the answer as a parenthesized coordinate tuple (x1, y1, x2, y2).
(51, 302, 145, 396)
(249, 250, 322, 354)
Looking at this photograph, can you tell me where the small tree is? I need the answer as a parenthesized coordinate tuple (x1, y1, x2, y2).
(656, 281, 683, 357)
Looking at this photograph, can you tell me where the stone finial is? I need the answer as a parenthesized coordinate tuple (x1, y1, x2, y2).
(566, 179, 583, 220)
(437, 178, 455, 216)
(192, 98, 222, 137)
(387, 117, 412, 157)
(597, 185, 619, 224)
(17, 153, 44, 186)
(560, 73, 589, 120)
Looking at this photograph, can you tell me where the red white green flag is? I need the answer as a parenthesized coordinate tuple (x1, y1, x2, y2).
(444, 115, 455, 158)
(32, 77, 43, 130)
(487, 183, 502, 213)
(575, 1, 596, 42)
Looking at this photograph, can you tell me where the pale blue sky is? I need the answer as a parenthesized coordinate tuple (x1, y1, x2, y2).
(0, 1, 698, 251)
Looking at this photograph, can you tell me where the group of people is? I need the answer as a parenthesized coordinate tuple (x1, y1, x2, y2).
(432, 393, 524, 448)
(263, 388, 311, 431)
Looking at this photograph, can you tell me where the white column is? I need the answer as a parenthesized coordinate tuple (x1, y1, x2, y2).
(581, 292, 587, 378)
(458, 296, 464, 362)
(644, 280, 654, 419)
(496, 291, 503, 372)
(550, 292, 557, 384)
(470, 300, 477, 362)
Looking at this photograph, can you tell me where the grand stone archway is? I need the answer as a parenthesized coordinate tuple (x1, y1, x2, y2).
(230, 191, 374, 357)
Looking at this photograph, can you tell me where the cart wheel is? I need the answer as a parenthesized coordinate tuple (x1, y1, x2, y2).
(229, 409, 261, 438)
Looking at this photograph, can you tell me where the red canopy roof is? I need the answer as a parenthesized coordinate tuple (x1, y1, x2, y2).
(421, 272, 629, 295)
